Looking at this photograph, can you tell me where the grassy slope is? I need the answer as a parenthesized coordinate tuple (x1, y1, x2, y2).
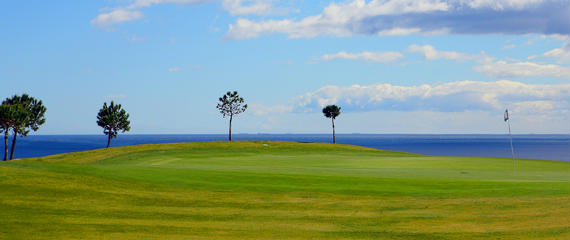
(0, 141, 568, 239)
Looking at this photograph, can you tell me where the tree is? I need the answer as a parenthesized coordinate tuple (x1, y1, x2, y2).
(2, 94, 47, 160)
(216, 91, 247, 142)
(322, 105, 341, 144)
(97, 101, 131, 148)
(0, 104, 16, 161)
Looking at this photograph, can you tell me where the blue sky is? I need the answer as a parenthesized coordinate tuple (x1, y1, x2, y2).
(1, 0, 569, 134)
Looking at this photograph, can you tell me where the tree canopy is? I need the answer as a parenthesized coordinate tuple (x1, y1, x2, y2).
(216, 91, 248, 118)
(97, 101, 131, 148)
(322, 105, 341, 119)
(1, 94, 47, 160)
(3, 94, 47, 135)
(0, 104, 16, 134)
(216, 91, 247, 141)
(322, 105, 341, 144)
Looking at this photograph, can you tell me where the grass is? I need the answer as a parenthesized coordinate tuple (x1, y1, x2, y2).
(0, 141, 568, 239)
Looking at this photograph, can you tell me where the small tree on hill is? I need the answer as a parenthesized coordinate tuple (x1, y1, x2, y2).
(322, 105, 341, 144)
(216, 91, 247, 142)
(2, 94, 47, 160)
(97, 101, 131, 148)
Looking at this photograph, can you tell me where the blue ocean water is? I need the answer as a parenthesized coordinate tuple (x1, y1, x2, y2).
(4, 134, 569, 161)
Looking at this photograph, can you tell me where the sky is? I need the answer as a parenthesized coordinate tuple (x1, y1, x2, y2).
(1, 0, 569, 135)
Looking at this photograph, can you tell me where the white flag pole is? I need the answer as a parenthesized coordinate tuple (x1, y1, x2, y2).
(507, 119, 515, 174)
(505, 109, 515, 174)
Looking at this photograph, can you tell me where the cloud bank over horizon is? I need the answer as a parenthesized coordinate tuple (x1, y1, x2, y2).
(291, 80, 570, 116)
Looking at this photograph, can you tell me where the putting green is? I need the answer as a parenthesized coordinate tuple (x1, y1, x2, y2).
(0, 141, 568, 239)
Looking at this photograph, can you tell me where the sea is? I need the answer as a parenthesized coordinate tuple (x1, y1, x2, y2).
(4, 134, 569, 161)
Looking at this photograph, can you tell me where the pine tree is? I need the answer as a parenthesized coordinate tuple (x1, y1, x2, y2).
(322, 105, 341, 144)
(2, 94, 47, 160)
(97, 101, 131, 148)
(216, 91, 247, 142)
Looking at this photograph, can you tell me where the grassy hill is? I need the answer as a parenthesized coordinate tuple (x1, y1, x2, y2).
(0, 141, 568, 239)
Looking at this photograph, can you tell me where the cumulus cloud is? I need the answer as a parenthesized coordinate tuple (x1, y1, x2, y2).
(127, 0, 209, 9)
(549, 34, 570, 41)
(543, 42, 570, 63)
(321, 51, 404, 63)
(222, 0, 285, 16)
(293, 80, 570, 117)
(91, 9, 144, 27)
(407, 44, 481, 61)
(227, 0, 449, 39)
(405, 44, 569, 78)
(92, 0, 209, 27)
(473, 60, 570, 78)
(92, 0, 279, 27)
(319, 45, 486, 64)
(465, 0, 548, 10)
(226, 0, 569, 39)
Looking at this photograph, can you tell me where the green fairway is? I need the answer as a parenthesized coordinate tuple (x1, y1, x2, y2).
(0, 141, 568, 239)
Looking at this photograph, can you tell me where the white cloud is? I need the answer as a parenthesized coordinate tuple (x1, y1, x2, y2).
(407, 44, 480, 61)
(543, 42, 570, 63)
(376, 28, 421, 36)
(227, 0, 450, 39)
(320, 51, 404, 63)
(549, 34, 570, 41)
(405, 44, 569, 78)
(293, 80, 570, 117)
(92, 0, 208, 27)
(465, 0, 546, 10)
(473, 60, 570, 78)
(169, 67, 182, 72)
(377, 28, 449, 36)
(226, 0, 568, 39)
(127, 0, 208, 9)
(222, 0, 280, 16)
(93, 0, 278, 27)
(90, 9, 143, 27)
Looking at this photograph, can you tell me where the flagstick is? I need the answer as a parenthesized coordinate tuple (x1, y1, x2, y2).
(506, 119, 515, 174)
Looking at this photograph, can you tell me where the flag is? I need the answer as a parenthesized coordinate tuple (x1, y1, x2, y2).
(504, 109, 509, 122)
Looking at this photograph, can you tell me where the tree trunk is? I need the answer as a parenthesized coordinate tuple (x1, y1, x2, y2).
(332, 118, 336, 144)
(9, 128, 17, 160)
(3, 130, 8, 161)
(229, 115, 233, 142)
(106, 134, 112, 148)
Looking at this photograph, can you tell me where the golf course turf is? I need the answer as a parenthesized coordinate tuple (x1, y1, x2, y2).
(0, 141, 568, 239)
